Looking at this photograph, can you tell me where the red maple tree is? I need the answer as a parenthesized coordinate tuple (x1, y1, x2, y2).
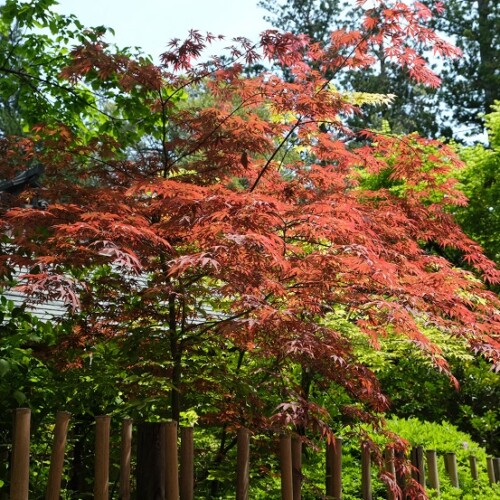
(1, 1, 499, 496)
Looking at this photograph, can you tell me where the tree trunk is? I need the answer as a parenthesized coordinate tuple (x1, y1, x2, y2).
(136, 423, 166, 500)
(477, 0, 496, 114)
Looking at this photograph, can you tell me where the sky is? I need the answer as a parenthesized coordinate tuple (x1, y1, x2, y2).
(55, 0, 274, 59)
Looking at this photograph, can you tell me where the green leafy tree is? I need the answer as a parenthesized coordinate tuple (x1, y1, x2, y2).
(456, 103, 500, 264)
(0, 20, 24, 136)
(0, 298, 55, 416)
(387, 418, 500, 498)
(0, 0, 105, 135)
(0, 0, 179, 150)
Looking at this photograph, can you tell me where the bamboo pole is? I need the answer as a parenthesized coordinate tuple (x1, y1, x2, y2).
(395, 450, 406, 494)
(94, 415, 111, 500)
(180, 427, 194, 500)
(46, 411, 71, 500)
(10, 408, 31, 500)
(165, 421, 179, 500)
(486, 457, 496, 485)
(361, 443, 372, 500)
(280, 435, 293, 500)
(384, 447, 396, 500)
(326, 437, 342, 500)
(468, 455, 478, 480)
(494, 458, 500, 484)
(119, 418, 133, 500)
(444, 453, 459, 488)
(410, 446, 425, 487)
(236, 428, 250, 500)
(426, 450, 440, 494)
(291, 436, 302, 500)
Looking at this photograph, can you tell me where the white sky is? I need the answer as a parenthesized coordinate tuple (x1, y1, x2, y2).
(55, 0, 274, 59)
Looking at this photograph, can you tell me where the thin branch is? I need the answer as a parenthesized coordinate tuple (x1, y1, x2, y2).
(168, 92, 265, 172)
(249, 31, 374, 192)
(250, 116, 303, 192)
(0, 65, 123, 123)
(179, 308, 253, 349)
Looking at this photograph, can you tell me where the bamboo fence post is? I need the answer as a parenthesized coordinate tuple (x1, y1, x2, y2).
(361, 443, 372, 500)
(180, 427, 194, 500)
(384, 447, 396, 500)
(426, 450, 440, 494)
(94, 415, 111, 500)
(444, 453, 459, 488)
(236, 428, 250, 500)
(486, 457, 496, 484)
(165, 421, 179, 500)
(10, 408, 31, 500)
(410, 446, 425, 488)
(326, 437, 342, 500)
(280, 435, 293, 500)
(46, 411, 71, 500)
(494, 458, 500, 483)
(119, 418, 133, 500)
(291, 436, 302, 500)
(395, 450, 406, 495)
(468, 455, 478, 480)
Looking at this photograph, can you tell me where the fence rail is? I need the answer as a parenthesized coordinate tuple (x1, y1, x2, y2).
(4, 408, 500, 499)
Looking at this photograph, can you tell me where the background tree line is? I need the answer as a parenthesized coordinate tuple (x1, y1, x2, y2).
(260, 0, 499, 139)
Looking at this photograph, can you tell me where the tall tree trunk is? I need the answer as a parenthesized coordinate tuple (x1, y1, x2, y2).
(68, 421, 91, 496)
(171, 353, 182, 423)
(477, 0, 496, 114)
(297, 365, 313, 436)
(169, 292, 181, 422)
(136, 423, 166, 500)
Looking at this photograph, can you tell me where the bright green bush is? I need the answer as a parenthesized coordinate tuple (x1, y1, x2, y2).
(244, 418, 500, 499)
(386, 418, 500, 499)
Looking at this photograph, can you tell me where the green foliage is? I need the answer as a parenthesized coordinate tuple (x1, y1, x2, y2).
(198, 418, 500, 499)
(0, 296, 55, 410)
(0, 296, 56, 497)
(0, 0, 185, 153)
(386, 418, 500, 499)
(322, 304, 500, 457)
(377, 355, 500, 456)
(456, 103, 500, 264)
(388, 418, 483, 454)
(0, 0, 104, 135)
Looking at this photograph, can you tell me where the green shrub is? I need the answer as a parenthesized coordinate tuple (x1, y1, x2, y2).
(386, 418, 500, 499)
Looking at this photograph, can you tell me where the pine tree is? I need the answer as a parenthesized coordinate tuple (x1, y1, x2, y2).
(260, 0, 499, 139)
(424, 0, 500, 137)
